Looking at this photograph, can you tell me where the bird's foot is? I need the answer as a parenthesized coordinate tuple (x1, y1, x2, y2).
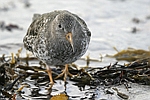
(82, 70, 94, 80)
(72, 63, 94, 80)
(55, 64, 76, 81)
(46, 83, 53, 90)
(46, 77, 54, 90)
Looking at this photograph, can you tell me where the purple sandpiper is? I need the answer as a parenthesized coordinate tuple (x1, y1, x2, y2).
(23, 10, 91, 88)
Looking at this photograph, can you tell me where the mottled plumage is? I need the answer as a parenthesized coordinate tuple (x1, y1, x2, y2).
(23, 10, 91, 86)
(23, 10, 91, 65)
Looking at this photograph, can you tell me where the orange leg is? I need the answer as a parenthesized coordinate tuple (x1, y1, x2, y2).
(46, 65, 54, 88)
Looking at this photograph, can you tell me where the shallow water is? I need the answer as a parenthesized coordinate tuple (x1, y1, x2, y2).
(0, 0, 150, 100)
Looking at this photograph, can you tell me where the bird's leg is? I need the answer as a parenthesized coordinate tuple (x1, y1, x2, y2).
(55, 64, 74, 81)
(72, 63, 94, 80)
(46, 65, 54, 88)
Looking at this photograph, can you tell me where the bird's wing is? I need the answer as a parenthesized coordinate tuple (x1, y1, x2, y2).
(23, 11, 63, 52)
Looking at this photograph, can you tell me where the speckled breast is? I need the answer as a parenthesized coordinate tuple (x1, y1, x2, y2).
(33, 36, 89, 65)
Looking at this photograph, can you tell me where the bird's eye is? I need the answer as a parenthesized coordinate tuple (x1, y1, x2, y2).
(58, 24, 62, 28)
(58, 24, 64, 30)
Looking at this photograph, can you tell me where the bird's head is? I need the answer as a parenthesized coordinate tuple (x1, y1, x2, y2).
(52, 12, 76, 52)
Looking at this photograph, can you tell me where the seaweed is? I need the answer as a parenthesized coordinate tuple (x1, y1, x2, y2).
(107, 47, 150, 62)
(0, 48, 150, 99)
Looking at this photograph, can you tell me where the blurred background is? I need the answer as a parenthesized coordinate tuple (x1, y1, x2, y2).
(0, 0, 150, 99)
(0, 0, 150, 64)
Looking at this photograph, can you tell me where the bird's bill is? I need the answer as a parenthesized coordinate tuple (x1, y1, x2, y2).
(66, 32, 74, 52)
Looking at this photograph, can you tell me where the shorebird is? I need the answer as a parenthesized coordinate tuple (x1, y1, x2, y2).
(23, 10, 91, 88)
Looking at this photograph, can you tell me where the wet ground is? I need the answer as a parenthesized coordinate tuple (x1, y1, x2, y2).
(0, 0, 150, 100)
